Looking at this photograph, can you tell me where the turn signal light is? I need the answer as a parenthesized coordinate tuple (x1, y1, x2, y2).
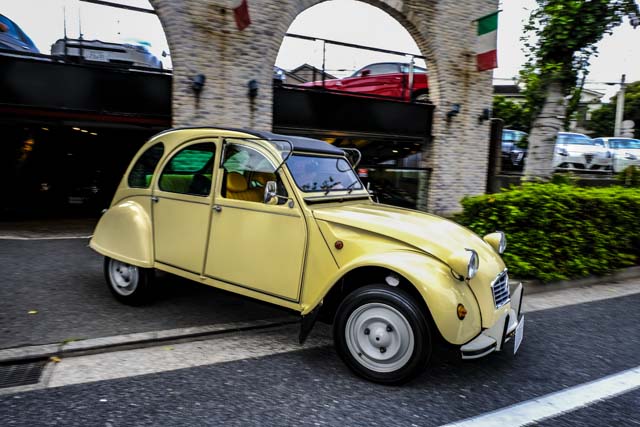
(457, 304, 468, 320)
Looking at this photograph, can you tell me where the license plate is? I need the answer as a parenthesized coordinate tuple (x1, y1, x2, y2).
(86, 50, 107, 62)
(514, 315, 524, 355)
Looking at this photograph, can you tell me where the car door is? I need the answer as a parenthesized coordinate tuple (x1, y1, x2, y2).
(152, 140, 217, 274)
(204, 141, 307, 302)
(342, 63, 402, 97)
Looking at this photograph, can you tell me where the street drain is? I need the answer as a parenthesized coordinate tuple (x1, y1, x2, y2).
(0, 360, 46, 389)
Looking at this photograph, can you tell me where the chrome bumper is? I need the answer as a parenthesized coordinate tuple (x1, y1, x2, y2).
(460, 283, 524, 360)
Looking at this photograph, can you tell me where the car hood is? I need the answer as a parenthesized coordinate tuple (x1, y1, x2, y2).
(561, 144, 602, 154)
(312, 203, 504, 271)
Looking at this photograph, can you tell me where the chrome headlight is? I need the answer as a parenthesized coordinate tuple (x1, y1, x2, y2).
(557, 147, 569, 156)
(625, 152, 637, 160)
(450, 248, 480, 280)
(484, 231, 507, 254)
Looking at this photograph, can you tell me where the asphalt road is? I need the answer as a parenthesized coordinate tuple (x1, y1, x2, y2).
(0, 239, 293, 349)
(1, 293, 639, 426)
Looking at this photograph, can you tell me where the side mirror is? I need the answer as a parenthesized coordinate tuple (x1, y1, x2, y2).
(264, 181, 278, 204)
(360, 69, 371, 77)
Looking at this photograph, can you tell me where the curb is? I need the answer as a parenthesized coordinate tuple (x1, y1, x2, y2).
(511, 266, 640, 295)
(0, 317, 298, 364)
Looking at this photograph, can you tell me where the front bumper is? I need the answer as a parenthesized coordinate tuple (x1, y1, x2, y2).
(460, 283, 524, 359)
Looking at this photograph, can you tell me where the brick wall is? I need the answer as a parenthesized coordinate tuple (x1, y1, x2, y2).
(149, 0, 498, 214)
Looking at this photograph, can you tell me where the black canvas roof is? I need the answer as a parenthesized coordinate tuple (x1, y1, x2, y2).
(251, 130, 344, 155)
(155, 127, 344, 156)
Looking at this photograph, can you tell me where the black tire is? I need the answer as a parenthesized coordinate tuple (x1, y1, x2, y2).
(104, 257, 154, 305)
(333, 284, 431, 385)
(411, 90, 430, 103)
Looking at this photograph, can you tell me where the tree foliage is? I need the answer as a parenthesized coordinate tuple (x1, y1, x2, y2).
(492, 96, 532, 132)
(524, 0, 639, 93)
(587, 80, 640, 138)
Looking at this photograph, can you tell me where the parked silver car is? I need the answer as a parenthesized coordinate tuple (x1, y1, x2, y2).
(553, 132, 612, 172)
(51, 38, 162, 69)
(593, 137, 640, 173)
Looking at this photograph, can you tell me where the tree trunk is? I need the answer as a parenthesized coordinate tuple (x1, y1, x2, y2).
(523, 80, 566, 180)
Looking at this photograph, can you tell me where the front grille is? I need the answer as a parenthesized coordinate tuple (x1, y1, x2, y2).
(584, 154, 594, 164)
(491, 270, 510, 308)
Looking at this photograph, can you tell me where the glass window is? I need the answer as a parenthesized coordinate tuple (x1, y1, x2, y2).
(610, 139, 640, 149)
(158, 143, 215, 196)
(287, 154, 363, 193)
(400, 64, 427, 74)
(128, 143, 164, 188)
(353, 63, 399, 77)
(221, 144, 287, 203)
(557, 134, 593, 145)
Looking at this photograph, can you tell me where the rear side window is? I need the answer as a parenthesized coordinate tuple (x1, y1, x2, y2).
(128, 143, 164, 188)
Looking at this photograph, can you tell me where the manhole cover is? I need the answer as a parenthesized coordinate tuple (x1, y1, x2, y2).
(0, 360, 46, 389)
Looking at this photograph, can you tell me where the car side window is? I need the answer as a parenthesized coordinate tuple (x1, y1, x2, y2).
(128, 143, 165, 188)
(158, 143, 215, 196)
(367, 63, 400, 76)
(221, 144, 288, 204)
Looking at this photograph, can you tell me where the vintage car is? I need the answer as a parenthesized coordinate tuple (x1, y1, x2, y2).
(593, 137, 640, 173)
(553, 132, 612, 172)
(301, 62, 429, 102)
(90, 127, 524, 384)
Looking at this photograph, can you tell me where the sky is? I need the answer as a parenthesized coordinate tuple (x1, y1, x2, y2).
(2, 0, 639, 101)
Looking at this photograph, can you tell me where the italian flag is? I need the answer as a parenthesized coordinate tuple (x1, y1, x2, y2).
(476, 11, 499, 71)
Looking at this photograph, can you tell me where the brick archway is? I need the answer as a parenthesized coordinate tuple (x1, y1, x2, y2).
(149, 0, 498, 214)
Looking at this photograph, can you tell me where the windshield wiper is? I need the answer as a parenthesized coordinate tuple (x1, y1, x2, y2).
(322, 181, 342, 195)
(346, 180, 360, 194)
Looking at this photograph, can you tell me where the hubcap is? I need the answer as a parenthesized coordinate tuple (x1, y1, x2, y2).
(345, 303, 414, 373)
(108, 260, 139, 296)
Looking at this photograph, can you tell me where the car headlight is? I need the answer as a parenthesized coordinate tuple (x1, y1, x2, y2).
(625, 152, 637, 160)
(450, 248, 480, 280)
(483, 231, 507, 254)
(556, 147, 569, 156)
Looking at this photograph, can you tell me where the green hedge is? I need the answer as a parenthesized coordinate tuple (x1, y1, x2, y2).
(457, 183, 640, 282)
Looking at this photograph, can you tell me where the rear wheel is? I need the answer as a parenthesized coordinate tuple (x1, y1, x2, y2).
(104, 257, 154, 305)
(333, 284, 431, 385)
(412, 91, 430, 103)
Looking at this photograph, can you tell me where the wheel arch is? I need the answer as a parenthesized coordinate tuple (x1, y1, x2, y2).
(89, 199, 154, 268)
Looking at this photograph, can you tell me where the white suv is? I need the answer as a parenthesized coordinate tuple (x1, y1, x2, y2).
(553, 132, 612, 172)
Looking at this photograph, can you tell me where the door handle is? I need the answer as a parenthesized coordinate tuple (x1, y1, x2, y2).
(213, 205, 222, 212)
(151, 196, 159, 203)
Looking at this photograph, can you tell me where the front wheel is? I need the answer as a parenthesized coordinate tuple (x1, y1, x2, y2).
(333, 285, 431, 385)
(104, 257, 154, 305)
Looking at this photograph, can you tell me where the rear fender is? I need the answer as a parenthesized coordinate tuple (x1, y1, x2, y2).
(89, 200, 153, 268)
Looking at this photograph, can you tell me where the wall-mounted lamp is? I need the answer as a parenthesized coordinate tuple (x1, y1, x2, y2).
(478, 108, 491, 124)
(248, 79, 259, 99)
(446, 104, 461, 122)
(192, 74, 206, 94)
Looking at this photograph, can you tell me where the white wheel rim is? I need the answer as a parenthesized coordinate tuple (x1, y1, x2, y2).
(108, 260, 139, 296)
(345, 302, 415, 373)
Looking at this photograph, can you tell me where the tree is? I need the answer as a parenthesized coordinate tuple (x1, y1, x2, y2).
(521, 0, 639, 180)
(588, 80, 640, 138)
(492, 96, 532, 132)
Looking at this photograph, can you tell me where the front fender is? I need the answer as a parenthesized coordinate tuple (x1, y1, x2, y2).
(308, 250, 482, 345)
(89, 199, 153, 268)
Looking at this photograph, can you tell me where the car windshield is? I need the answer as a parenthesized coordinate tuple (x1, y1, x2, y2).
(287, 154, 363, 194)
(503, 130, 526, 142)
(610, 139, 640, 149)
(557, 134, 593, 145)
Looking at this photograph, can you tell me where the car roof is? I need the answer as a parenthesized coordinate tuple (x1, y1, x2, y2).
(152, 127, 345, 156)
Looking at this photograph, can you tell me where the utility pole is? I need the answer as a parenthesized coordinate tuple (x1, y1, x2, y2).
(614, 74, 626, 136)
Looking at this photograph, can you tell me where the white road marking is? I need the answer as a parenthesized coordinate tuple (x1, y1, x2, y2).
(0, 235, 92, 240)
(441, 366, 640, 427)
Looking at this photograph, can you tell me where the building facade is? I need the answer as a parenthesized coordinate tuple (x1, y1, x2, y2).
(150, 0, 498, 215)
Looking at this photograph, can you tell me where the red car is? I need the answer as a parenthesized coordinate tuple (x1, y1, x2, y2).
(302, 62, 429, 102)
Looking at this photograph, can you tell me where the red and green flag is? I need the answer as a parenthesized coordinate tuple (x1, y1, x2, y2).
(476, 11, 499, 71)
